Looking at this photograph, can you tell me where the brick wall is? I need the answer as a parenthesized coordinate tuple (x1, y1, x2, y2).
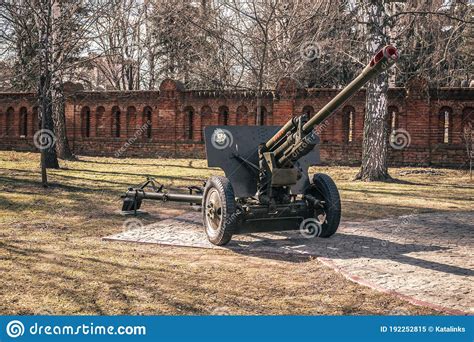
(0, 78, 472, 167)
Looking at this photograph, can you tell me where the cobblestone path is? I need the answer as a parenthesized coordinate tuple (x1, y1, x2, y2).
(104, 211, 473, 314)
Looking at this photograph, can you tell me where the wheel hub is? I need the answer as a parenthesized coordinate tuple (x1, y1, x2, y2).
(205, 189, 222, 231)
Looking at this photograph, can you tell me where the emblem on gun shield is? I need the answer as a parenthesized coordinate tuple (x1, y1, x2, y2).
(211, 128, 233, 150)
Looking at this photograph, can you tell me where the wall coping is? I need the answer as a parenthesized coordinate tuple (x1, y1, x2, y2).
(0, 86, 472, 101)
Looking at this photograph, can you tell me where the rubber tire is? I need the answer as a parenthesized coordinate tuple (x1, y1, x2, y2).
(311, 173, 341, 238)
(202, 176, 236, 246)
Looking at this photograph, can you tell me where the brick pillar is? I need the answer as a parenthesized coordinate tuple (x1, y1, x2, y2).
(158, 79, 182, 144)
(12, 108, 19, 137)
(333, 111, 343, 143)
(354, 102, 365, 143)
(0, 109, 4, 136)
(405, 79, 431, 165)
(272, 99, 293, 126)
(274, 78, 298, 126)
(248, 107, 256, 126)
(158, 108, 176, 141)
(157, 98, 177, 143)
(70, 104, 79, 140)
(63, 97, 75, 140)
(451, 105, 463, 145)
(104, 105, 113, 138)
(27, 107, 34, 137)
(228, 105, 237, 125)
(90, 106, 97, 138)
(120, 106, 127, 138)
(137, 106, 144, 128)
(194, 110, 201, 141)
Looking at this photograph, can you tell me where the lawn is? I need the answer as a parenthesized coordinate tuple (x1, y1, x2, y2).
(0, 151, 472, 315)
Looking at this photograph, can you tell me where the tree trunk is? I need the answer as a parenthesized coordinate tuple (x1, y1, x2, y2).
(355, 72, 390, 181)
(39, 75, 60, 169)
(51, 84, 76, 160)
(37, 0, 59, 170)
(50, 0, 75, 161)
(355, 1, 391, 181)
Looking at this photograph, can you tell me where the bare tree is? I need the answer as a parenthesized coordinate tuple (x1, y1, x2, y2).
(0, 2, 38, 91)
(89, 0, 150, 90)
(353, 0, 471, 181)
(183, 0, 326, 121)
(390, 0, 472, 87)
(354, 0, 391, 181)
(35, 0, 61, 182)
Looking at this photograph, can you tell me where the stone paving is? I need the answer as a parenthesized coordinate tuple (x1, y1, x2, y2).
(104, 211, 474, 314)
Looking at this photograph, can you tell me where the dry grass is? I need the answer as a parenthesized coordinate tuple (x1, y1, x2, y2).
(0, 151, 472, 315)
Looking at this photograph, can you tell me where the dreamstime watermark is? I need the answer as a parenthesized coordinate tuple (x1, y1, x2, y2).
(300, 41, 321, 62)
(315, 119, 330, 135)
(381, 213, 415, 247)
(122, 218, 144, 232)
(33, 129, 57, 150)
(211, 128, 233, 150)
(290, 131, 318, 160)
(115, 120, 152, 157)
(299, 218, 322, 238)
(223, 208, 241, 227)
(6, 320, 25, 338)
(5, 319, 146, 338)
(390, 129, 411, 150)
(211, 306, 231, 315)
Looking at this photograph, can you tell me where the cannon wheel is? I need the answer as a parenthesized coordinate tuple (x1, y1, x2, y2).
(307, 173, 341, 238)
(203, 176, 237, 246)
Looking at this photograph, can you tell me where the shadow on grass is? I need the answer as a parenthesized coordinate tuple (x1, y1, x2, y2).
(60, 167, 206, 183)
(75, 158, 215, 172)
(339, 187, 472, 203)
(1, 240, 228, 314)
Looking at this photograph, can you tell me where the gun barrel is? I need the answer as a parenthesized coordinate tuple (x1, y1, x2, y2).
(303, 45, 398, 132)
(265, 45, 399, 152)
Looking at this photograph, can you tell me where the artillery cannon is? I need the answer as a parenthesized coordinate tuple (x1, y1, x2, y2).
(121, 45, 399, 245)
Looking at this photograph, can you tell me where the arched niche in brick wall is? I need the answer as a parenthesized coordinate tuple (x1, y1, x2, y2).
(19, 107, 28, 137)
(218, 106, 229, 125)
(5, 107, 14, 137)
(341, 106, 355, 143)
(81, 106, 91, 138)
(112, 106, 121, 138)
(438, 106, 453, 144)
(387, 106, 400, 132)
(302, 105, 315, 118)
(254, 106, 269, 125)
(143, 106, 153, 139)
(183, 106, 195, 140)
(236, 105, 248, 125)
